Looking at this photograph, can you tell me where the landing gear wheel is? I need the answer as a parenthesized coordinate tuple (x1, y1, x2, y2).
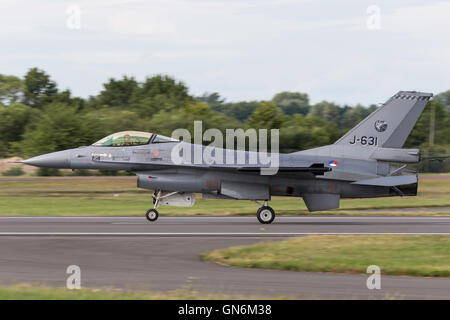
(146, 209, 159, 222)
(257, 206, 275, 224)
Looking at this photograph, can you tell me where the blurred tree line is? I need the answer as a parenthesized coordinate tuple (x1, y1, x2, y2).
(0, 68, 449, 173)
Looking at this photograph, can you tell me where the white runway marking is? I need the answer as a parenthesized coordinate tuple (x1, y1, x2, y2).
(0, 216, 449, 220)
(111, 223, 150, 224)
(0, 232, 448, 236)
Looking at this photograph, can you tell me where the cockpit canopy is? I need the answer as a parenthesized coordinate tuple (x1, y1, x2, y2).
(92, 131, 178, 147)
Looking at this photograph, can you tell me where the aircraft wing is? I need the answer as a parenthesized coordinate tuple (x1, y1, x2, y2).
(351, 175, 417, 187)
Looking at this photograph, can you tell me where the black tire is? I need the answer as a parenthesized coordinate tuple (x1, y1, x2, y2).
(146, 209, 159, 222)
(257, 206, 275, 224)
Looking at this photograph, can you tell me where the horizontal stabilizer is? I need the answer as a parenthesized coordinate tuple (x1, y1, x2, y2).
(370, 148, 420, 163)
(351, 175, 417, 187)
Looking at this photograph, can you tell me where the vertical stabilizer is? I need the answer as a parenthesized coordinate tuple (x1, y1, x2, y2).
(334, 91, 433, 148)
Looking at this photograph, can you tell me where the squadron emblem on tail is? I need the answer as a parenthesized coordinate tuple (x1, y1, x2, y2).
(374, 120, 387, 132)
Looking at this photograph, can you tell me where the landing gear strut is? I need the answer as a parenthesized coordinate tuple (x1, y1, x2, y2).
(146, 190, 161, 222)
(255, 200, 275, 224)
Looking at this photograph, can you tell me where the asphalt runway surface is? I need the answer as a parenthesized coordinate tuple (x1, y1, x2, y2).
(0, 216, 449, 299)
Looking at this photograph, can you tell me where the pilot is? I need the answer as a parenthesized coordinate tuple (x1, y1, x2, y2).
(123, 134, 131, 146)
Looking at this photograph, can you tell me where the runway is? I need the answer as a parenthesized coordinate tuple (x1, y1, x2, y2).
(0, 215, 449, 235)
(0, 216, 449, 299)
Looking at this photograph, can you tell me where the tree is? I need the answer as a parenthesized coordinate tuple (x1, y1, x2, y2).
(0, 74, 24, 105)
(23, 68, 58, 108)
(279, 114, 338, 152)
(246, 102, 287, 129)
(20, 103, 99, 156)
(197, 92, 225, 107)
(435, 90, 450, 116)
(96, 76, 138, 108)
(86, 108, 149, 134)
(308, 101, 340, 123)
(213, 101, 259, 121)
(130, 74, 192, 115)
(272, 91, 310, 115)
(147, 102, 242, 139)
(0, 103, 36, 156)
(406, 100, 450, 147)
(435, 90, 450, 106)
(339, 104, 376, 129)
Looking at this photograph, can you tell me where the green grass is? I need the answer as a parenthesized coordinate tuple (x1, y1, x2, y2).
(0, 175, 449, 216)
(0, 284, 262, 300)
(201, 235, 450, 277)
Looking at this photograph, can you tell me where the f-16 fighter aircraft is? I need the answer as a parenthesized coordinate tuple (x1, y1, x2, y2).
(23, 91, 432, 224)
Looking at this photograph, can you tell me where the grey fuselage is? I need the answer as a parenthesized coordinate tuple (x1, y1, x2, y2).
(23, 90, 431, 212)
(25, 142, 411, 202)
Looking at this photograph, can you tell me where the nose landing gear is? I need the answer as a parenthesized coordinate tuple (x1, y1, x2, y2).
(146, 190, 161, 222)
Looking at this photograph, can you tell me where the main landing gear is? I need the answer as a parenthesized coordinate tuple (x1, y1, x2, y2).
(146, 208, 158, 221)
(255, 200, 275, 224)
(146, 190, 161, 222)
(146, 192, 276, 224)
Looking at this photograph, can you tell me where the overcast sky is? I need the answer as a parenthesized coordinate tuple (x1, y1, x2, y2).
(0, 0, 449, 105)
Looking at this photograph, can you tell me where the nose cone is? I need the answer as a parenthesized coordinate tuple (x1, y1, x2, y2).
(22, 150, 72, 168)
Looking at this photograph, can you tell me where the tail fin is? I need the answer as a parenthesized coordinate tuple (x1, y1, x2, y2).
(334, 91, 433, 148)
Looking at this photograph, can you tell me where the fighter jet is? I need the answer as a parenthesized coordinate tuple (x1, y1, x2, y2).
(23, 91, 432, 224)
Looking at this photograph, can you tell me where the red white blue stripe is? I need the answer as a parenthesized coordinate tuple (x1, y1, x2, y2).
(329, 160, 338, 167)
